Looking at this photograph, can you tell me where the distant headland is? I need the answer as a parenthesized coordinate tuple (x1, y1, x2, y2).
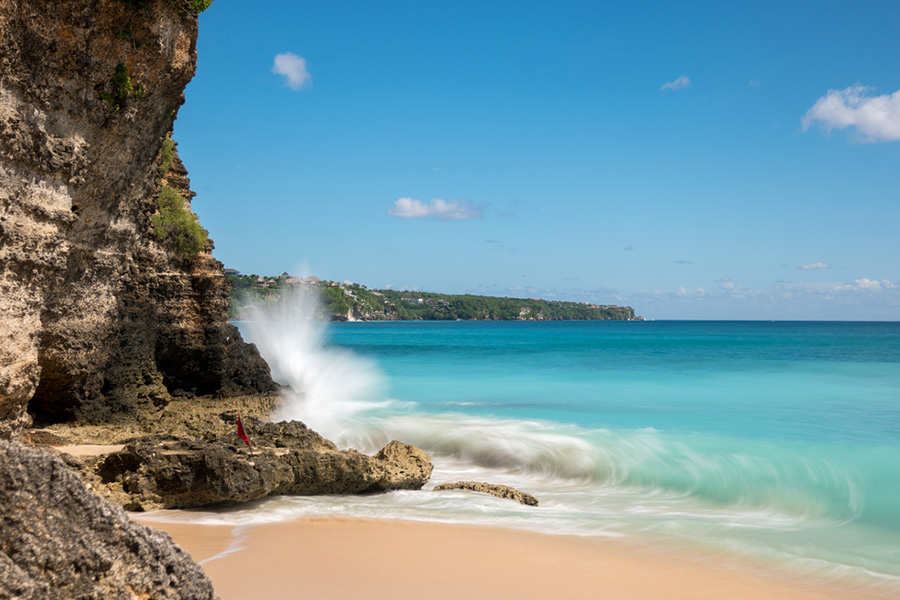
(226, 271, 641, 322)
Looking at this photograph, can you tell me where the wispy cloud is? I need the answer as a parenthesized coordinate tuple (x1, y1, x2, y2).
(469, 275, 898, 320)
(834, 278, 896, 291)
(802, 85, 900, 142)
(661, 75, 691, 91)
(388, 197, 483, 221)
(622, 277, 900, 320)
(798, 262, 831, 271)
(676, 286, 707, 297)
(272, 52, 311, 90)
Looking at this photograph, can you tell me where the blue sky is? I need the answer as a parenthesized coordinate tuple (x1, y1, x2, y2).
(175, 1, 899, 320)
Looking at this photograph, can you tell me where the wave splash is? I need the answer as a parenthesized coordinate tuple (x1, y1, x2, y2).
(242, 288, 388, 440)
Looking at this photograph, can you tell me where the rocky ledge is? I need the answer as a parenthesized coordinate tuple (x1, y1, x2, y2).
(31, 396, 433, 511)
(75, 429, 432, 511)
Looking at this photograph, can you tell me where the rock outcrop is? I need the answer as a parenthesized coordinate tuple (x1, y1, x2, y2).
(31, 397, 436, 510)
(434, 481, 539, 506)
(75, 428, 433, 511)
(0, 438, 218, 600)
(37, 391, 284, 446)
(0, 0, 275, 438)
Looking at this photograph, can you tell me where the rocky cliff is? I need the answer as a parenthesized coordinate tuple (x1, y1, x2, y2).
(0, 0, 275, 438)
(0, 1, 276, 596)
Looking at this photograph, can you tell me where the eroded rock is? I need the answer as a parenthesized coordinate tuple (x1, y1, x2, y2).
(97, 436, 283, 510)
(86, 423, 434, 510)
(0, 439, 218, 600)
(373, 440, 434, 490)
(434, 480, 539, 506)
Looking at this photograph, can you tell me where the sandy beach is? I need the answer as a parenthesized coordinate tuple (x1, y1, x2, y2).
(135, 516, 883, 600)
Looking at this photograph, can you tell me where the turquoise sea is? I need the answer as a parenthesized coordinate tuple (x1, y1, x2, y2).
(153, 309, 900, 594)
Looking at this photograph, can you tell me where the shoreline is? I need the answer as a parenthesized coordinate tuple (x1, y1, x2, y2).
(134, 515, 890, 600)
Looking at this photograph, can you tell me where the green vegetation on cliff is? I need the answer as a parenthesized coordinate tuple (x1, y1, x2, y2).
(227, 274, 639, 321)
(157, 136, 176, 180)
(98, 62, 144, 112)
(151, 186, 209, 258)
(192, 0, 214, 12)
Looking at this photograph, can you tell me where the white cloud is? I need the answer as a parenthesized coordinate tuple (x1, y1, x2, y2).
(798, 262, 831, 271)
(676, 286, 706, 296)
(272, 52, 311, 90)
(466, 275, 898, 320)
(388, 197, 483, 221)
(802, 85, 900, 142)
(624, 277, 900, 320)
(834, 278, 897, 291)
(661, 75, 691, 91)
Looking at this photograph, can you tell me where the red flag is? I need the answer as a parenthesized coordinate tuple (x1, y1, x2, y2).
(237, 413, 250, 448)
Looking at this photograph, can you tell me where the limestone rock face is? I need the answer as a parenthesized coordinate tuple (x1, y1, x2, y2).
(86, 424, 435, 511)
(0, 0, 275, 437)
(0, 439, 218, 600)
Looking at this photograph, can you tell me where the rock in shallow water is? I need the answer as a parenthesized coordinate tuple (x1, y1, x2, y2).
(0, 439, 218, 600)
(88, 422, 434, 510)
(372, 439, 435, 491)
(434, 481, 540, 506)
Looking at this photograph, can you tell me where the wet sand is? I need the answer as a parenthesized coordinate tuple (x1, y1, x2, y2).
(135, 516, 875, 600)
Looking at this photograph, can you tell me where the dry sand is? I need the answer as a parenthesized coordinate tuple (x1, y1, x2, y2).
(56, 443, 125, 456)
(134, 516, 884, 600)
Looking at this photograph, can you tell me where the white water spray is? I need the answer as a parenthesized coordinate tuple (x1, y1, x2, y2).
(239, 288, 388, 444)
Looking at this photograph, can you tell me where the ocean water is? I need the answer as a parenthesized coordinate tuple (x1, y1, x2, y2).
(147, 303, 900, 593)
